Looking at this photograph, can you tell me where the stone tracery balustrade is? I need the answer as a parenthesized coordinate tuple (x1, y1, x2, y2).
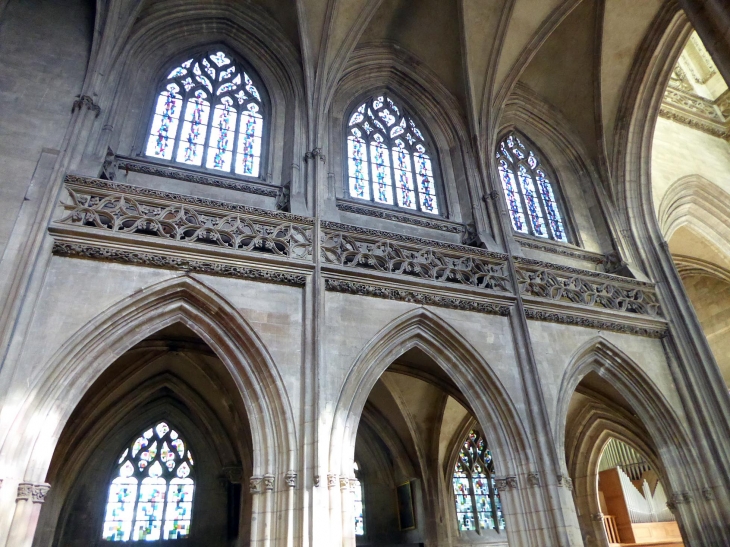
(321, 221, 510, 292)
(58, 176, 313, 260)
(514, 257, 662, 318)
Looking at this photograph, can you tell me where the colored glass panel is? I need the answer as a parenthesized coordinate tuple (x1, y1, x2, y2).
(235, 104, 263, 177)
(102, 422, 195, 542)
(353, 477, 364, 536)
(206, 98, 237, 171)
(370, 135, 393, 204)
(498, 132, 568, 242)
(392, 142, 415, 209)
(146, 51, 266, 178)
(453, 469, 475, 531)
(346, 94, 439, 214)
(146, 90, 182, 160)
(175, 91, 210, 166)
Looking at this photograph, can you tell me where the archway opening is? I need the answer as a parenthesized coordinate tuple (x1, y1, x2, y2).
(565, 372, 686, 547)
(34, 323, 253, 547)
(352, 347, 507, 547)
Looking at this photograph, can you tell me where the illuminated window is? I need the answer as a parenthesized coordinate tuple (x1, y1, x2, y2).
(102, 422, 195, 541)
(496, 132, 569, 242)
(346, 95, 440, 215)
(452, 429, 504, 533)
(353, 462, 364, 536)
(145, 50, 265, 178)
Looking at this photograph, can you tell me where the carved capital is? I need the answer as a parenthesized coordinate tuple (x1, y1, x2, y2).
(493, 478, 508, 490)
(304, 148, 326, 164)
(505, 476, 518, 490)
(667, 492, 692, 512)
(702, 488, 715, 501)
(285, 471, 297, 488)
(527, 473, 540, 487)
(327, 473, 338, 489)
(314, 475, 321, 487)
(590, 512, 604, 522)
(349, 478, 359, 492)
(339, 476, 350, 491)
(32, 483, 51, 503)
(72, 94, 101, 117)
(249, 476, 263, 494)
(263, 474, 275, 492)
(557, 474, 573, 491)
(16, 482, 33, 502)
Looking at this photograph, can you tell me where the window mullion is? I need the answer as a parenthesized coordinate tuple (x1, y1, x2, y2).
(389, 139, 397, 207)
(411, 147, 422, 213)
(533, 168, 554, 240)
(487, 473, 498, 531)
(170, 93, 187, 163)
(231, 100, 242, 175)
(470, 474, 480, 533)
(201, 100, 214, 169)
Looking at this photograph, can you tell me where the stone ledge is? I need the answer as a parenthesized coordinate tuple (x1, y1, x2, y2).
(336, 199, 465, 233)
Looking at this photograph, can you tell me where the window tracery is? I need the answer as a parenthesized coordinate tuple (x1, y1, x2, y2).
(102, 422, 195, 541)
(347, 95, 440, 215)
(146, 50, 265, 178)
(496, 132, 568, 242)
(452, 429, 504, 533)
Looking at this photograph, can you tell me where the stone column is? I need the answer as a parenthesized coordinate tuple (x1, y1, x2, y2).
(5, 482, 50, 547)
(678, 0, 730, 84)
(250, 476, 263, 547)
(340, 476, 354, 547)
(327, 473, 342, 547)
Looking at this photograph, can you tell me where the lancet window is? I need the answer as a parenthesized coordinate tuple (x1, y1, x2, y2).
(496, 132, 569, 242)
(452, 430, 504, 533)
(353, 462, 365, 536)
(145, 50, 265, 178)
(102, 422, 195, 541)
(346, 94, 440, 215)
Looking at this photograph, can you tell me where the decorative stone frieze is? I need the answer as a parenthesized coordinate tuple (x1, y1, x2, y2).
(515, 236, 604, 264)
(285, 471, 297, 488)
(336, 201, 465, 233)
(515, 257, 662, 317)
(116, 157, 279, 197)
(527, 473, 540, 487)
(58, 177, 313, 260)
(321, 222, 510, 292)
(249, 476, 263, 494)
(52, 242, 307, 286)
(327, 473, 338, 489)
(263, 474, 275, 492)
(324, 279, 511, 316)
(523, 308, 668, 339)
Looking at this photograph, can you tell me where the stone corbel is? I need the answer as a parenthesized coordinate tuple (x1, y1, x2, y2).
(249, 476, 263, 494)
(285, 471, 297, 488)
(557, 474, 573, 491)
(304, 148, 326, 164)
(72, 94, 101, 118)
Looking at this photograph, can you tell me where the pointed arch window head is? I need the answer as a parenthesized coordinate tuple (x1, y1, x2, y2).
(347, 95, 440, 215)
(102, 422, 195, 542)
(496, 132, 569, 243)
(146, 50, 265, 178)
(452, 429, 504, 533)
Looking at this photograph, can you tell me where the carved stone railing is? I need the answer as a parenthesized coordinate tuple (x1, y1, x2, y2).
(321, 221, 510, 293)
(57, 176, 313, 260)
(515, 257, 662, 318)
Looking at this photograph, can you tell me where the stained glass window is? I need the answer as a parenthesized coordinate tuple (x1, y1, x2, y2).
(102, 422, 195, 541)
(496, 132, 568, 242)
(347, 95, 440, 214)
(353, 462, 365, 536)
(452, 429, 504, 533)
(146, 50, 265, 178)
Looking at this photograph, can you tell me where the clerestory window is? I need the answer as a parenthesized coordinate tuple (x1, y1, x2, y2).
(145, 50, 266, 178)
(102, 422, 195, 541)
(452, 429, 504, 533)
(346, 94, 441, 215)
(496, 132, 569, 242)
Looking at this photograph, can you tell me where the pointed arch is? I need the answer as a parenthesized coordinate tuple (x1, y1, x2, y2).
(555, 336, 697, 491)
(329, 307, 532, 480)
(0, 274, 295, 484)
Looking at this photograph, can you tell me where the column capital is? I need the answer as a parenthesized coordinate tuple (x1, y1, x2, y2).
(32, 483, 51, 504)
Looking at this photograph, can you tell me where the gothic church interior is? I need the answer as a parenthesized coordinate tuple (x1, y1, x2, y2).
(0, 0, 729, 546)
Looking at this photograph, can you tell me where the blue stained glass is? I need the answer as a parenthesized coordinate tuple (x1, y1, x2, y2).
(244, 73, 261, 101)
(102, 422, 195, 542)
(219, 66, 235, 81)
(146, 90, 182, 160)
(392, 142, 415, 209)
(235, 105, 263, 177)
(176, 91, 210, 166)
(379, 109, 396, 126)
(517, 164, 547, 237)
(207, 98, 237, 171)
(348, 132, 369, 200)
(370, 135, 393, 204)
(498, 159, 527, 233)
(414, 148, 438, 214)
(535, 169, 567, 242)
(209, 51, 231, 67)
(202, 58, 215, 80)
